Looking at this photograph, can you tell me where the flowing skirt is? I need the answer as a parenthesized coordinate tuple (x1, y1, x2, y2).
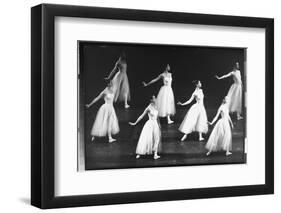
(179, 103, 208, 134)
(136, 120, 161, 155)
(156, 85, 176, 117)
(91, 103, 120, 137)
(112, 71, 130, 102)
(205, 118, 232, 152)
(227, 83, 242, 114)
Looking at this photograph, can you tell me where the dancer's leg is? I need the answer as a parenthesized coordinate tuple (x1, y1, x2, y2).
(124, 93, 130, 108)
(167, 115, 174, 124)
(199, 132, 204, 141)
(181, 134, 187, 141)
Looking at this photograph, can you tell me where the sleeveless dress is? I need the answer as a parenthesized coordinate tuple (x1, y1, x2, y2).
(91, 90, 120, 137)
(179, 89, 208, 134)
(156, 74, 176, 117)
(226, 70, 242, 114)
(205, 104, 232, 152)
(136, 105, 161, 155)
(112, 61, 131, 102)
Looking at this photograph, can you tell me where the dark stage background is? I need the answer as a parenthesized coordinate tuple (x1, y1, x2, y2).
(78, 41, 246, 170)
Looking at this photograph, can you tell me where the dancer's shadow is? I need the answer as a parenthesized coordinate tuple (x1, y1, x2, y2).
(19, 197, 30, 205)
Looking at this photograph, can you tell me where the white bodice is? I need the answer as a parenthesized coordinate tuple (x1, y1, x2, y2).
(104, 90, 114, 104)
(162, 74, 172, 86)
(193, 89, 204, 104)
(220, 105, 230, 119)
(147, 106, 158, 120)
(232, 70, 242, 84)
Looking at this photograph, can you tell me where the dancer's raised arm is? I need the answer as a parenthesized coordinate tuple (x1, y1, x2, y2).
(129, 107, 149, 126)
(209, 107, 222, 125)
(86, 89, 105, 108)
(215, 71, 233, 80)
(142, 74, 162, 87)
(105, 59, 120, 80)
(177, 92, 195, 106)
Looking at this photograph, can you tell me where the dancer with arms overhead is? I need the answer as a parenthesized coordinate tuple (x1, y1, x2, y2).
(105, 54, 131, 108)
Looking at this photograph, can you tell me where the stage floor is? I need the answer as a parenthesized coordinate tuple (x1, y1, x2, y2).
(84, 107, 246, 170)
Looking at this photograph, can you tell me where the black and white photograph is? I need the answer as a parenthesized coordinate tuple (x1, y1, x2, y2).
(78, 41, 246, 171)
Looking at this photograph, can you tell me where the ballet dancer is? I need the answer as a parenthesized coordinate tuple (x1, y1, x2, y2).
(215, 62, 243, 120)
(86, 81, 119, 143)
(177, 80, 208, 141)
(105, 54, 130, 108)
(142, 64, 176, 124)
(205, 97, 234, 156)
(129, 96, 161, 159)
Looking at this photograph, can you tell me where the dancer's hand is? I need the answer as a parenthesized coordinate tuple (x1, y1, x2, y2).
(129, 122, 136, 126)
(215, 75, 219, 80)
(142, 81, 147, 87)
(104, 77, 110, 80)
(177, 101, 182, 106)
(230, 123, 234, 129)
(208, 121, 212, 125)
(85, 104, 90, 108)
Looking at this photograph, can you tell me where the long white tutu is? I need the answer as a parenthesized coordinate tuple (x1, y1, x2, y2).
(112, 71, 130, 102)
(205, 118, 232, 152)
(91, 103, 119, 137)
(136, 120, 161, 155)
(156, 85, 176, 117)
(227, 83, 242, 114)
(179, 103, 208, 134)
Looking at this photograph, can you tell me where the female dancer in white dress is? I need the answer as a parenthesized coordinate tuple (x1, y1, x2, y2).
(86, 81, 120, 143)
(142, 64, 176, 124)
(105, 55, 130, 108)
(129, 96, 161, 159)
(215, 62, 243, 120)
(205, 97, 234, 156)
(177, 80, 208, 141)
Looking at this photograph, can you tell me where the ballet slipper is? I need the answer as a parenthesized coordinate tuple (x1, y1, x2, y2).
(136, 155, 140, 159)
(237, 115, 243, 120)
(91, 136, 95, 142)
(154, 155, 160, 159)
(206, 151, 211, 156)
(125, 104, 130, 109)
(181, 134, 187, 141)
(168, 120, 174, 124)
(109, 138, 117, 143)
(199, 137, 205, 141)
(226, 151, 232, 156)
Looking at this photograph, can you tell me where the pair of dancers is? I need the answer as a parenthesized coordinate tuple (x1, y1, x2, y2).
(128, 64, 175, 159)
(205, 62, 243, 156)
(86, 55, 130, 143)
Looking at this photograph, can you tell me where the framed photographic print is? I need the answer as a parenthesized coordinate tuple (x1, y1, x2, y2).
(31, 3, 274, 209)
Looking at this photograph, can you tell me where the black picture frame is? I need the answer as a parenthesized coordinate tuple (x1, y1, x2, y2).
(31, 3, 274, 209)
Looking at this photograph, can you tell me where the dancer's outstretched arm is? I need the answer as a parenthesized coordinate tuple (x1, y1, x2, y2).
(215, 71, 233, 80)
(177, 92, 195, 106)
(86, 90, 105, 108)
(208, 108, 221, 125)
(142, 74, 162, 87)
(129, 107, 149, 125)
